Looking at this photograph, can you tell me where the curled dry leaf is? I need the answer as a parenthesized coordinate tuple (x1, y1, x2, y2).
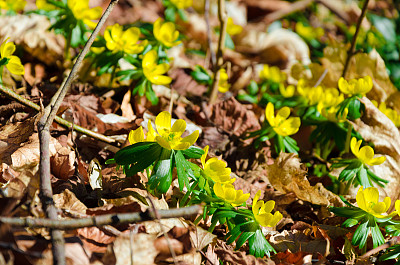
(350, 97, 400, 207)
(77, 226, 116, 253)
(263, 153, 344, 207)
(53, 189, 87, 215)
(155, 227, 193, 259)
(0, 14, 64, 65)
(215, 248, 276, 265)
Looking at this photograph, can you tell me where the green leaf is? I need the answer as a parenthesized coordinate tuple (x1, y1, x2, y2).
(114, 142, 161, 165)
(191, 70, 211, 84)
(148, 156, 173, 193)
(370, 222, 385, 248)
(181, 146, 204, 159)
(342, 218, 359, 227)
(357, 167, 372, 188)
(174, 150, 192, 191)
(248, 229, 275, 258)
(71, 24, 82, 47)
(225, 34, 235, 50)
(351, 220, 369, 248)
(235, 231, 255, 249)
(145, 83, 159, 105)
(247, 80, 259, 95)
(164, 6, 176, 22)
(369, 14, 396, 44)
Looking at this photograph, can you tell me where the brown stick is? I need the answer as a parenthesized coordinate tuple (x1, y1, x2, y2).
(209, 0, 227, 104)
(0, 85, 118, 145)
(359, 236, 400, 259)
(0, 205, 202, 229)
(263, 0, 314, 24)
(204, 0, 216, 69)
(316, 0, 350, 24)
(341, 0, 370, 78)
(36, 1, 119, 264)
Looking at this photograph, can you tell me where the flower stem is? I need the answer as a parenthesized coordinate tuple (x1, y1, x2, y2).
(344, 122, 353, 154)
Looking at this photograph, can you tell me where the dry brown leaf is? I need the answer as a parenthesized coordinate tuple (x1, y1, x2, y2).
(215, 248, 276, 265)
(350, 97, 400, 207)
(0, 14, 64, 65)
(190, 226, 217, 251)
(121, 90, 136, 121)
(264, 153, 344, 207)
(77, 226, 116, 253)
(50, 145, 75, 180)
(209, 97, 261, 137)
(113, 233, 158, 265)
(0, 117, 35, 164)
(235, 28, 310, 68)
(86, 201, 141, 215)
(155, 227, 193, 259)
(53, 189, 87, 215)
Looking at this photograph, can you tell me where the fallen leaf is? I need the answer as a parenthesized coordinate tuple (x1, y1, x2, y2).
(113, 233, 158, 265)
(53, 189, 87, 215)
(215, 248, 276, 265)
(264, 153, 344, 207)
(77, 226, 116, 253)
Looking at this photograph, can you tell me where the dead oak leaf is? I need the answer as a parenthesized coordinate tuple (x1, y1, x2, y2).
(215, 248, 276, 265)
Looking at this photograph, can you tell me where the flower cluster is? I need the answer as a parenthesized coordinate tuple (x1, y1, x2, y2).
(104, 24, 147, 54)
(372, 100, 400, 127)
(265, 102, 300, 137)
(259, 65, 286, 84)
(338, 76, 373, 96)
(0, 0, 26, 13)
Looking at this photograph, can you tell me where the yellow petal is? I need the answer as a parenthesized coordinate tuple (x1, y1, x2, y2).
(155, 135, 172, 150)
(262, 200, 275, 214)
(350, 138, 362, 157)
(356, 186, 367, 210)
(368, 156, 386, 166)
(128, 126, 144, 145)
(7, 56, 24, 75)
(396, 200, 400, 215)
(213, 182, 224, 198)
(338, 77, 350, 94)
(171, 119, 186, 135)
(122, 27, 140, 44)
(201, 145, 209, 168)
(358, 146, 375, 164)
(143, 50, 157, 68)
(1, 40, 15, 58)
(265, 102, 275, 127)
(155, 111, 172, 135)
(180, 130, 199, 147)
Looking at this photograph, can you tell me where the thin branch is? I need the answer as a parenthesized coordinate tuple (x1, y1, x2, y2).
(263, 0, 314, 24)
(0, 85, 118, 145)
(360, 236, 400, 260)
(316, 0, 350, 24)
(204, 0, 216, 69)
(147, 196, 178, 265)
(341, 0, 370, 78)
(0, 205, 202, 229)
(36, 1, 119, 264)
(209, 0, 227, 104)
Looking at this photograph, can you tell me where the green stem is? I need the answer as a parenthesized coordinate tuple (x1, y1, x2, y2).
(344, 122, 353, 154)
(108, 65, 117, 88)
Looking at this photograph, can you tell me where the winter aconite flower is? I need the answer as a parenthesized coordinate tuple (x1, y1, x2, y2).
(356, 186, 391, 218)
(153, 18, 181, 47)
(170, 0, 192, 9)
(104, 24, 147, 54)
(265, 103, 300, 137)
(0, 0, 26, 12)
(320, 106, 348, 123)
(201, 145, 234, 183)
(128, 120, 157, 145)
(371, 100, 400, 127)
(350, 137, 386, 166)
(0, 38, 25, 76)
(338, 76, 373, 96)
(279, 84, 295, 98)
(142, 50, 172, 85)
(226, 17, 243, 36)
(213, 182, 250, 207)
(154, 111, 199, 150)
(218, 68, 230, 93)
(252, 191, 282, 227)
(36, 0, 55, 11)
(259, 65, 286, 83)
(67, 0, 102, 29)
(295, 22, 324, 41)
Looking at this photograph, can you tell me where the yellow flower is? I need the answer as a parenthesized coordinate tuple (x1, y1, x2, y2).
(104, 24, 147, 54)
(153, 111, 199, 150)
(350, 137, 386, 166)
(252, 191, 282, 227)
(226, 17, 243, 36)
(0, 38, 24, 76)
(0, 0, 25, 12)
(128, 120, 157, 145)
(201, 146, 234, 183)
(265, 102, 300, 137)
(356, 186, 391, 218)
(259, 65, 286, 83)
(153, 18, 181, 48)
(218, 68, 230, 93)
(338, 76, 373, 96)
(67, 0, 102, 29)
(213, 182, 250, 207)
(36, 0, 55, 10)
(170, 0, 192, 9)
(295, 22, 324, 41)
(279, 84, 295, 98)
(142, 50, 172, 85)
(395, 200, 400, 217)
(371, 100, 400, 127)
(320, 105, 348, 123)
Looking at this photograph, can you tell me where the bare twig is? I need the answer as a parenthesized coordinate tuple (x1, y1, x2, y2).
(342, 0, 370, 78)
(0, 85, 118, 145)
(204, 0, 216, 69)
(36, 1, 119, 264)
(263, 0, 314, 24)
(360, 236, 400, 259)
(209, 0, 227, 104)
(147, 196, 178, 265)
(0, 205, 202, 229)
(316, 0, 350, 23)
